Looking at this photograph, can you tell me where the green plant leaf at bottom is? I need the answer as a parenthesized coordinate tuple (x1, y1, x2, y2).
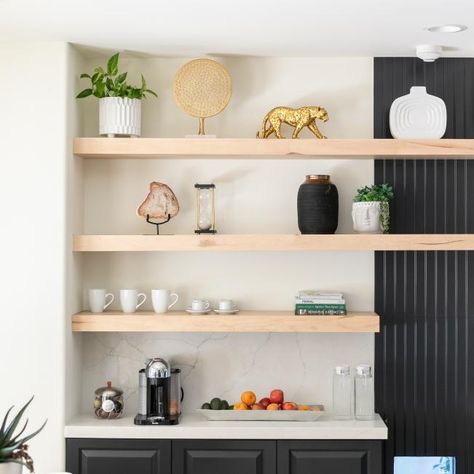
(76, 89, 93, 99)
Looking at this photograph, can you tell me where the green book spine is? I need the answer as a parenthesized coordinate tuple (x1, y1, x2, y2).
(295, 303, 347, 310)
(294, 309, 347, 315)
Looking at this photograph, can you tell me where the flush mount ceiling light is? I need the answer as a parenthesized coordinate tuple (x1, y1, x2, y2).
(416, 45, 443, 62)
(427, 24, 467, 33)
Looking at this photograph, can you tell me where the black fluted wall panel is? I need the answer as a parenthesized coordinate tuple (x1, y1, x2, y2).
(374, 58, 474, 474)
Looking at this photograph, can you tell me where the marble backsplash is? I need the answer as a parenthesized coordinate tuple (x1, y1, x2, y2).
(82, 332, 373, 416)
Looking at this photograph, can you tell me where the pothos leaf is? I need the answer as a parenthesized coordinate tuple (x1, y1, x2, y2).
(76, 89, 93, 99)
(107, 53, 119, 76)
(145, 89, 158, 98)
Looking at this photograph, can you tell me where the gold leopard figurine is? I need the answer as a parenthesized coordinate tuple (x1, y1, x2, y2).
(256, 106, 329, 139)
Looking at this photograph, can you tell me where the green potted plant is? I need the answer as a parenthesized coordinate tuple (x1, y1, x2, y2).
(352, 184, 394, 234)
(77, 52, 157, 137)
(0, 397, 46, 474)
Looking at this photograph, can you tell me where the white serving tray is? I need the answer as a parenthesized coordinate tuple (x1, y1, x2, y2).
(197, 405, 324, 422)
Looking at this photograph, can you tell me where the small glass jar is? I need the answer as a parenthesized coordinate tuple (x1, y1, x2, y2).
(195, 184, 216, 234)
(355, 364, 375, 420)
(94, 381, 124, 419)
(333, 364, 353, 420)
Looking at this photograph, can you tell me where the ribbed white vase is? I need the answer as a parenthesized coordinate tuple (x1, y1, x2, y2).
(0, 462, 22, 474)
(99, 97, 141, 137)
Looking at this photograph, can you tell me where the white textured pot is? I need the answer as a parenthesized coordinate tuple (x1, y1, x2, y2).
(0, 462, 22, 474)
(99, 97, 141, 137)
(352, 201, 383, 234)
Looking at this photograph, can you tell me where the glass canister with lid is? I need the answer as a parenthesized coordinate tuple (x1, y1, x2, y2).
(94, 381, 124, 419)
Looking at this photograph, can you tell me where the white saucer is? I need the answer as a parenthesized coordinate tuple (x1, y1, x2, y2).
(186, 308, 210, 315)
(213, 309, 239, 315)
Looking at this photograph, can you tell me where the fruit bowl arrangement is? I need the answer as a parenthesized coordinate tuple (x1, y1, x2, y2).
(197, 389, 324, 422)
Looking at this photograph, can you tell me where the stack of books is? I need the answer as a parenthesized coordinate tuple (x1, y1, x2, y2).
(295, 290, 347, 316)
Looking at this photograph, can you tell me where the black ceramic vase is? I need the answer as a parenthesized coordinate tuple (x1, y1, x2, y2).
(297, 175, 339, 234)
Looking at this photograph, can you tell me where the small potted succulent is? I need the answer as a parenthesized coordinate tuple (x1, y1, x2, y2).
(352, 184, 394, 234)
(0, 397, 46, 474)
(77, 52, 157, 137)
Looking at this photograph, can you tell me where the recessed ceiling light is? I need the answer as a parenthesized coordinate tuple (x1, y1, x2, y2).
(427, 24, 467, 33)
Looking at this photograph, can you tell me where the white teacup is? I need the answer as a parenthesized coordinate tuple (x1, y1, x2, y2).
(152, 289, 179, 314)
(89, 289, 114, 313)
(120, 289, 147, 313)
(218, 299, 237, 311)
(191, 299, 210, 311)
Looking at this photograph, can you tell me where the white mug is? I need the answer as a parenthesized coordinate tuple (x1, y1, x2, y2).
(218, 299, 237, 311)
(120, 289, 147, 313)
(152, 289, 179, 314)
(191, 299, 210, 311)
(89, 289, 114, 313)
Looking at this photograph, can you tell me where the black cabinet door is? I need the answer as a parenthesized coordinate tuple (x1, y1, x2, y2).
(66, 439, 171, 474)
(277, 440, 383, 474)
(173, 440, 276, 474)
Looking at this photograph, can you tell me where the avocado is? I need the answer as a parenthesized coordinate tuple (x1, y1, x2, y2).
(220, 400, 230, 410)
(201, 402, 211, 410)
(210, 397, 222, 410)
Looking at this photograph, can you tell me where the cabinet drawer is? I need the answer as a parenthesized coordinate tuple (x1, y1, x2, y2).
(173, 439, 276, 474)
(277, 440, 382, 474)
(66, 439, 171, 474)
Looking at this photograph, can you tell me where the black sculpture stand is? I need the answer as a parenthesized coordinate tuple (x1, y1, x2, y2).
(146, 214, 171, 235)
(195, 229, 217, 234)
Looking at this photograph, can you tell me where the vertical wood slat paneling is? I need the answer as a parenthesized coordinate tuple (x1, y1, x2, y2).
(374, 58, 474, 474)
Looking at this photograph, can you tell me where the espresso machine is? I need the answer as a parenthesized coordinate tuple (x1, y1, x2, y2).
(134, 357, 181, 425)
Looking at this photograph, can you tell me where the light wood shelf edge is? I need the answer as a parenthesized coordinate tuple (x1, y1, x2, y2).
(73, 234, 474, 252)
(72, 311, 380, 333)
(73, 138, 474, 158)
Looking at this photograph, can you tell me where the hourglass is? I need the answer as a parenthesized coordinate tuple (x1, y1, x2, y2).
(195, 184, 216, 234)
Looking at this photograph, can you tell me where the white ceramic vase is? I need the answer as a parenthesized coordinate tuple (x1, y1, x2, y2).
(0, 462, 22, 474)
(352, 202, 383, 234)
(389, 86, 447, 139)
(99, 97, 141, 137)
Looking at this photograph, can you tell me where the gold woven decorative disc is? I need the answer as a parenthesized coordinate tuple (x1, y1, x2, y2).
(173, 59, 232, 119)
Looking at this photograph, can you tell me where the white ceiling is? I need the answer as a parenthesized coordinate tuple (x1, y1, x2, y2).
(1, 0, 473, 57)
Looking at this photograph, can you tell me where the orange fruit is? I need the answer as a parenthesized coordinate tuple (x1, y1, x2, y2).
(297, 405, 310, 411)
(241, 391, 257, 406)
(234, 402, 249, 410)
(266, 403, 280, 410)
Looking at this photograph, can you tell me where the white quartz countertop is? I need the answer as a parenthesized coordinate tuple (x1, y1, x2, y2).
(65, 413, 387, 440)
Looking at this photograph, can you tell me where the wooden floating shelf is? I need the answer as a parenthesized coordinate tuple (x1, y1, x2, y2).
(73, 234, 474, 252)
(72, 311, 379, 333)
(74, 138, 474, 159)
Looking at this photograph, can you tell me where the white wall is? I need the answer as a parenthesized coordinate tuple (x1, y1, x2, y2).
(65, 46, 85, 424)
(0, 42, 77, 473)
(79, 56, 375, 415)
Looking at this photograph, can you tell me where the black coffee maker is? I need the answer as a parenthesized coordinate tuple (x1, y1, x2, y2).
(134, 357, 179, 425)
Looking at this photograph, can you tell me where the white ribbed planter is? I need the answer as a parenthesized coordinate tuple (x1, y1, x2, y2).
(99, 97, 141, 137)
(0, 462, 22, 474)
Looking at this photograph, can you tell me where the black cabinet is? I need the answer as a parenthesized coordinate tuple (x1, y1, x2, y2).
(173, 440, 276, 474)
(66, 439, 171, 474)
(66, 438, 382, 474)
(278, 440, 383, 474)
